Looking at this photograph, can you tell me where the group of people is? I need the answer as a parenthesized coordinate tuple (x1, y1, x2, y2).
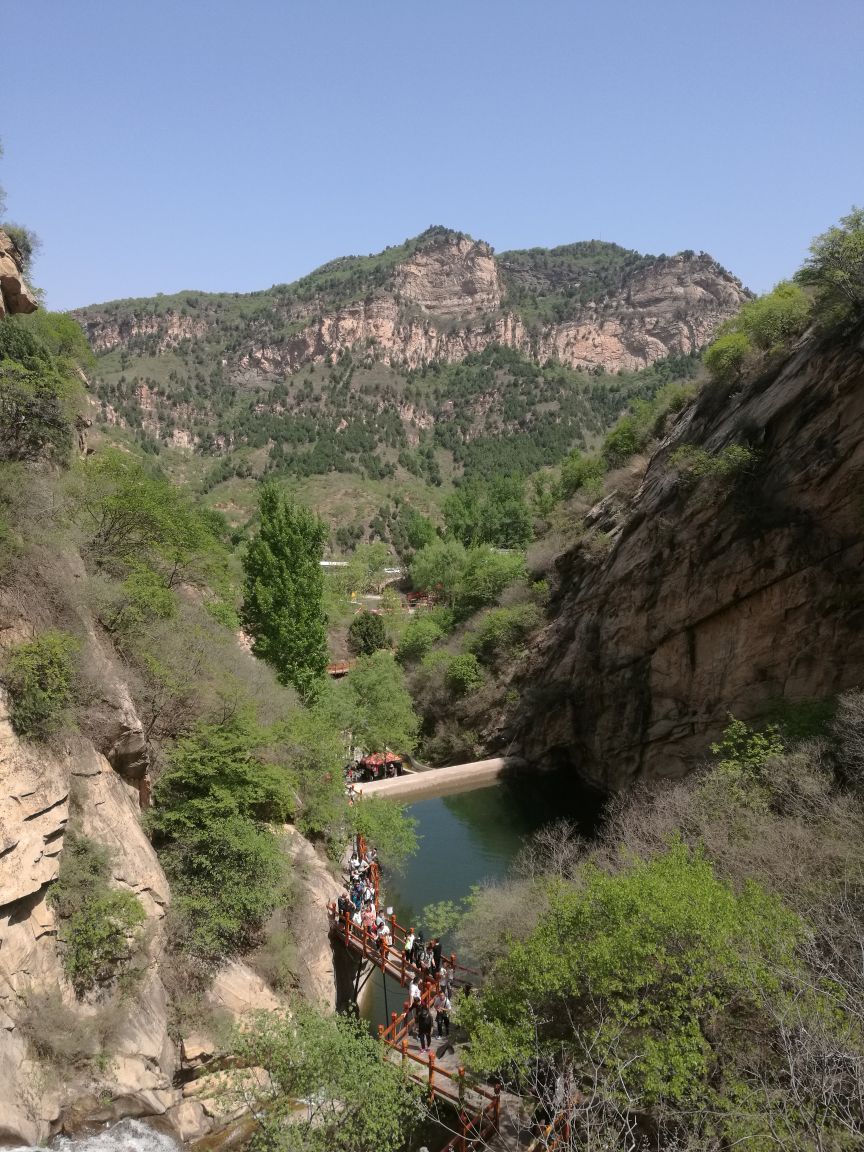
(335, 842, 456, 1051)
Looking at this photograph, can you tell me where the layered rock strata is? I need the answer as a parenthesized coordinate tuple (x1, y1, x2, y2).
(499, 327, 864, 790)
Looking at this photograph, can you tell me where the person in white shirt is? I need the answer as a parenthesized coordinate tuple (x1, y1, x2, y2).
(433, 989, 451, 1037)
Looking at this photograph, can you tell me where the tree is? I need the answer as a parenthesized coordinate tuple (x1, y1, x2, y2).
(797, 205, 864, 324)
(444, 475, 532, 548)
(409, 539, 467, 604)
(348, 610, 388, 656)
(232, 1007, 420, 1152)
(242, 482, 328, 702)
(331, 651, 419, 753)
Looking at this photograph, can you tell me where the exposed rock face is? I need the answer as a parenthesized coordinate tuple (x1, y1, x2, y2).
(280, 824, 342, 1009)
(0, 229, 38, 318)
(0, 686, 178, 1146)
(499, 327, 864, 790)
(76, 236, 748, 380)
(392, 235, 501, 319)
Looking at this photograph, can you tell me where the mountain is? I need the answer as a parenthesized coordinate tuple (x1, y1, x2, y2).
(72, 229, 748, 527)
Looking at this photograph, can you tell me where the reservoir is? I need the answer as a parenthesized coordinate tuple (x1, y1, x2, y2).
(361, 768, 603, 1028)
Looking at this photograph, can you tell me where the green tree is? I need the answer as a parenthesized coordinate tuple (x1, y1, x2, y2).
(797, 205, 864, 324)
(233, 1007, 420, 1152)
(349, 798, 418, 866)
(331, 651, 419, 753)
(396, 613, 446, 665)
(409, 539, 468, 602)
(242, 481, 328, 702)
(147, 717, 293, 961)
(348, 610, 389, 656)
(461, 843, 801, 1112)
(703, 329, 751, 384)
(444, 476, 532, 548)
(559, 450, 604, 498)
(445, 652, 484, 696)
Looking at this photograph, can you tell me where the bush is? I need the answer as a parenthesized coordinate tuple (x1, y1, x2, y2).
(796, 205, 864, 327)
(49, 832, 146, 995)
(704, 329, 751, 384)
(147, 717, 294, 962)
(2, 629, 79, 739)
(455, 547, 525, 619)
(445, 652, 484, 697)
(559, 450, 604, 498)
(20, 989, 127, 1071)
(465, 603, 542, 666)
(670, 443, 759, 483)
(736, 281, 810, 350)
(348, 610, 388, 656)
(396, 613, 445, 665)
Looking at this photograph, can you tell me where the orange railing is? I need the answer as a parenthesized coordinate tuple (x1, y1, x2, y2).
(330, 834, 499, 1148)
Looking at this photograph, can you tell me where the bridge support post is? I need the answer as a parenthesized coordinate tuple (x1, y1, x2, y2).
(427, 1050, 436, 1098)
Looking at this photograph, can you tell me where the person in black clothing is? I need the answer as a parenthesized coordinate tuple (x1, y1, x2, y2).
(337, 891, 351, 919)
(431, 937, 443, 973)
(416, 1003, 433, 1052)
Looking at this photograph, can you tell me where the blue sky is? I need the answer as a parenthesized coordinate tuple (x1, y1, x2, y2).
(4, 0, 862, 309)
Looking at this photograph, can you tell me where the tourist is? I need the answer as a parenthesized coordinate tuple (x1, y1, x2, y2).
(408, 975, 421, 1006)
(337, 891, 351, 919)
(433, 988, 451, 1037)
(432, 937, 443, 974)
(412, 929, 424, 966)
(416, 1002, 433, 1052)
(404, 928, 415, 962)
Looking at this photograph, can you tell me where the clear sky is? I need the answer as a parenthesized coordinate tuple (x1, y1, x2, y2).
(4, 0, 863, 310)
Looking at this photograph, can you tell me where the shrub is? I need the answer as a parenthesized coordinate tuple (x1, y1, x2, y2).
(49, 832, 146, 995)
(2, 630, 79, 739)
(736, 281, 810, 350)
(445, 652, 484, 697)
(796, 205, 864, 327)
(20, 989, 126, 1071)
(455, 547, 525, 619)
(465, 603, 542, 666)
(601, 416, 642, 468)
(559, 450, 604, 498)
(348, 610, 388, 656)
(147, 717, 294, 962)
(670, 443, 759, 483)
(704, 329, 751, 384)
(396, 613, 445, 665)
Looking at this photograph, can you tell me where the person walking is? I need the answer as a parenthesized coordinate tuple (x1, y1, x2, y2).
(404, 929, 415, 964)
(431, 937, 443, 974)
(416, 1002, 433, 1052)
(433, 988, 451, 1038)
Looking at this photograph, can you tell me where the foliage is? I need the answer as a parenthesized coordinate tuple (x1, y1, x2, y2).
(340, 541, 393, 594)
(49, 832, 146, 996)
(77, 449, 225, 587)
(409, 538, 468, 600)
(98, 563, 176, 644)
(328, 651, 419, 754)
(241, 481, 328, 702)
(0, 315, 87, 463)
(559, 450, 604, 498)
(456, 547, 525, 619)
(443, 475, 532, 548)
(445, 652, 484, 697)
(396, 613, 447, 665)
(703, 329, 751, 384)
(147, 716, 293, 962)
(390, 506, 437, 561)
(465, 603, 542, 666)
(702, 716, 786, 811)
(349, 797, 418, 866)
(2, 629, 79, 739)
(348, 610, 389, 656)
(797, 205, 864, 326)
(670, 442, 759, 483)
(461, 842, 802, 1108)
(233, 1006, 421, 1152)
(276, 702, 349, 842)
(734, 281, 810, 350)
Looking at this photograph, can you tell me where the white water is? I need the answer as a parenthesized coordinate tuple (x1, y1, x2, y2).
(10, 1119, 180, 1152)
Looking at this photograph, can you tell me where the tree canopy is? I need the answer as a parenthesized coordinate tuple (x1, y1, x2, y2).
(242, 482, 328, 702)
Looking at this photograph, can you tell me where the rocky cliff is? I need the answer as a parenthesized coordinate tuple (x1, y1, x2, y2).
(499, 324, 864, 790)
(75, 230, 748, 377)
(0, 228, 38, 317)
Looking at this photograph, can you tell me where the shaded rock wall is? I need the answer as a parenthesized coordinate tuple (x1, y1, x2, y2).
(500, 327, 864, 790)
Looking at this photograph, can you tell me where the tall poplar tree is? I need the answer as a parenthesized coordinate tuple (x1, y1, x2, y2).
(241, 482, 328, 701)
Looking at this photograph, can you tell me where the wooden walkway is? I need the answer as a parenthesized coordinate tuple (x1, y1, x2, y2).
(328, 872, 502, 1152)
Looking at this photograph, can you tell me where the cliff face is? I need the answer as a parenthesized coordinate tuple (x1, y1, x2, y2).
(76, 233, 748, 377)
(0, 229, 38, 317)
(499, 326, 864, 791)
